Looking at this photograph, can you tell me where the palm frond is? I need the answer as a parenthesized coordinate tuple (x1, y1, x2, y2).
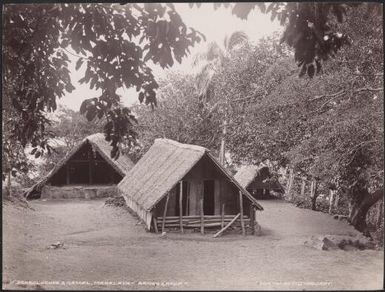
(223, 35, 229, 51)
(193, 42, 224, 67)
(195, 62, 216, 98)
(224, 31, 249, 51)
(205, 42, 224, 62)
(192, 52, 207, 67)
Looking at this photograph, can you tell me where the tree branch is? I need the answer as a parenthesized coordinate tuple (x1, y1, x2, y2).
(354, 87, 383, 94)
(338, 140, 377, 166)
(232, 95, 254, 103)
(310, 89, 345, 101)
(310, 85, 383, 114)
(310, 86, 383, 102)
(61, 47, 90, 60)
(353, 72, 383, 77)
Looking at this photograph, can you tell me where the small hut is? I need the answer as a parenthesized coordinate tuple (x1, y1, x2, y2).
(234, 165, 284, 199)
(118, 138, 263, 234)
(25, 133, 134, 200)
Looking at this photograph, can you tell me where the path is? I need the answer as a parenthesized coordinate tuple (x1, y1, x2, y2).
(3, 199, 383, 290)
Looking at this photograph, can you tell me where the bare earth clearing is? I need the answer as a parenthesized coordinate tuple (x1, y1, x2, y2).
(3, 199, 383, 290)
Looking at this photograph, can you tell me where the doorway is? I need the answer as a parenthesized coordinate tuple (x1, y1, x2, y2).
(203, 180, 215, 215)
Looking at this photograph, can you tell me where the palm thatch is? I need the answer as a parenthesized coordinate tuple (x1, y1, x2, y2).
(24, 133, 134, 198)
(234, 165, 284, 192)
(118, 138, 263, 213)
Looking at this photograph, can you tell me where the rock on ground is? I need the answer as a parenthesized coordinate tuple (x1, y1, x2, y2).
(305, 234, 375, 251)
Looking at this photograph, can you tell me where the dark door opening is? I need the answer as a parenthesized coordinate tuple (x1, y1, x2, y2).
(175, 181, 189, 216)
(203, 180, 215, 215)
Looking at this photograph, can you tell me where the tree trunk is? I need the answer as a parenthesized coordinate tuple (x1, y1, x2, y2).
(7, 170, 12, 198)
(334, 192, 340, 209)
(286, 169, 294, 200)
(300, 178, 306, 198)
(377, 201, 383, 228)
(218, 120, 227, 166)
(349, 189, 383, 234)
(328, 189, 336, 214)
(310, 179, 319, 210)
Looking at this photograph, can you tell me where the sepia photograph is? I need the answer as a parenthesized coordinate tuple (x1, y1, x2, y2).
(2, 2, 384, 290)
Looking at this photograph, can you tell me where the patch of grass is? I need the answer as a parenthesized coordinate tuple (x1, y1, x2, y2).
(2, 187, 33, 210)
(104, 195, 126, 207)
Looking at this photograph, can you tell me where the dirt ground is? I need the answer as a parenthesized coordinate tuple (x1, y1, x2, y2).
(3, 199, 384, 290)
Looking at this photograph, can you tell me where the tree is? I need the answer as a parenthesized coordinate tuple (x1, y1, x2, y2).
(3, 2, 379, 192)
(48, 105, 105, 149)
(192, 31, 249, 164)
(132, 34, 290, 164)
(193, 31, 248, 100)
(216, 4, 383, 234)
(206, 2, 368, 77)
(35, 106, 105, 180)
(3, 3, 205, 182)
(131, 72, 222, 160)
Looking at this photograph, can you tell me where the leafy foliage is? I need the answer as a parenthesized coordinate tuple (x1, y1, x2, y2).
(3, 3, 205, 179)
(213, 4, 383, 232)
(34, 106, 105, 180)
(193, 31, 249, 101)
(131, 72, 222, 160)
(215, 2, 373, 78)
(48, 105, 105, 148)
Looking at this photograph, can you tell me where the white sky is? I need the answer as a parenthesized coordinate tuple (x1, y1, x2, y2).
(59, 3, 282, 111)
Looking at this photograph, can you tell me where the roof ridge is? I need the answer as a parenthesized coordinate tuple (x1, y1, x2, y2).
(84, 133, 104, 140)
(155, 138, 207, 153)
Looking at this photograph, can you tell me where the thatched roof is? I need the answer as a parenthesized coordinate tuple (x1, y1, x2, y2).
(234, 165, 261, 189)
(25, 133, 134, 198)
(85, 133, 134, 175)
(234, 165, 283, 191)
(118, 138, 263, 211)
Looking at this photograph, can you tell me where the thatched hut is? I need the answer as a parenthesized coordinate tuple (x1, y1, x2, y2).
(118, 138, 263, 233)
(234, 165, 284, 199)
(25, 133, 134, 200)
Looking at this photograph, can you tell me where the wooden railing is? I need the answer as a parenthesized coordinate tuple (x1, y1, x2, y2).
(155, 215, 250, 232)
(153, 191, 259, 236)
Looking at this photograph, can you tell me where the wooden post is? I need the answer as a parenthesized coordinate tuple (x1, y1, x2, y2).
(254, 209, 262, 236)
(300, 178, 306, 197)
(334, 192, 340, 209)
(66, 164, 70, 185)
(239, 191, 245, 236)
(377, 201, 383, 228)
(290, 172, 295, 200)
(310, 179, 315, 198)
(89, 160, 93, 185)
(310, 179, 318, 210)
(213, 214, 240, 238)
(153, 217, 159, 233)
(219, 120, 227, 165)
(161, 193, 170, 233)
(185, 183, 190, 216)
(250, 205, 255, 235)
(221, 204, 225, 229)
(200, 198, 204, 235)
(348, 201, 353, 219)
(7, 170, 12, 197)
(285, 168, 291, 189)
(286, 169, 294, 200)
(179, 181, 183, 233)
(110, 168, 114, 184)
(328, 189, 335, 214)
